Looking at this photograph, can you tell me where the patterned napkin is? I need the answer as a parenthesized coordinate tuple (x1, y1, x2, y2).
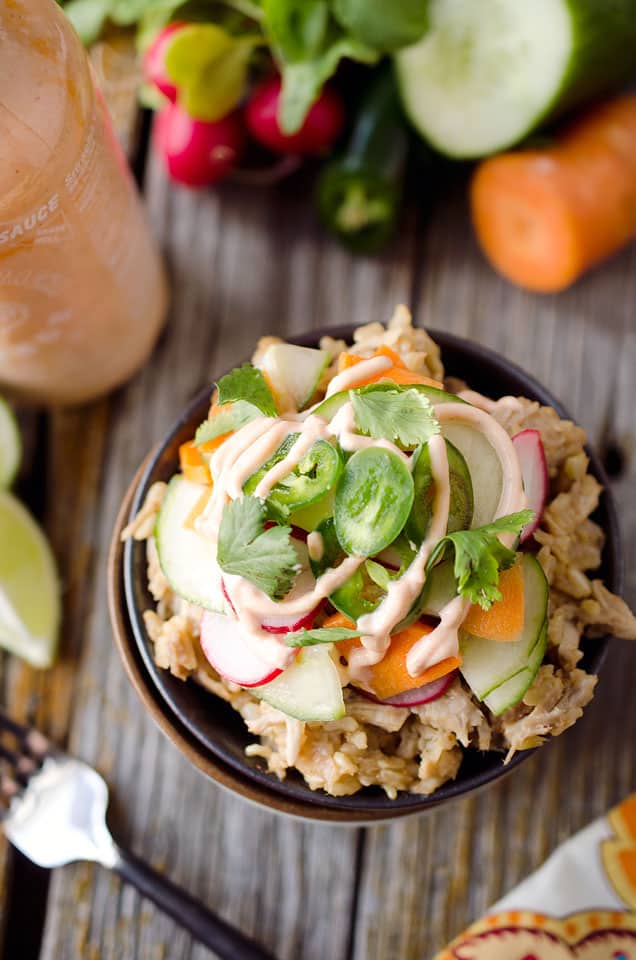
(437, 794, 636, 958)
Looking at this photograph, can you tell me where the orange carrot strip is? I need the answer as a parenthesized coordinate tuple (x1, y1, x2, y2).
(326, 612, 461, 699)
(471, 95, 636, 293)
(179, 440, 211, 485)
(462, 562, 525, 642)
(336, 345, 443, 389)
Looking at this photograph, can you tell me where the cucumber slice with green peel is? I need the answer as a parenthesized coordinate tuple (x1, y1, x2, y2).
(442, 422, 502, 528)
(155, 476, 226, 613)
(313, 381, 464, 423)
(483, 624, 548, 716)
(406, 439, 473, 545)
(334, 447, 414, 557)
(0, 397, 21, 489)
(395, 0, 636, 159)
(260, 343, 331, 412)
(252, 646, 345, 721)
(459, 554, 548, 703)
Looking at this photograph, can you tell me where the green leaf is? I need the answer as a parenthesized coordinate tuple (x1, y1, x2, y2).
(279, 35, 378, 133)
(165, 23, 260, 121)
(285, 626, 362, 647)
(216, 363, 278, 417)
(351, 388, 440, 448)
(364, 559, 391, 591)
(110, 0, 159, 25)
(62, 0, 110, 44)
(427, 511, 535, 611)
(262, 0, 329, 61)
(217, 497, 298, 600)
(332, 0, 429, 52)
(194, 400, 262, 445)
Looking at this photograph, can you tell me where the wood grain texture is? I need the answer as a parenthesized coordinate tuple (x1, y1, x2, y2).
(352, 179, 636, 960)
(22, 149, 636, 960)
(38, 149, 416, 960)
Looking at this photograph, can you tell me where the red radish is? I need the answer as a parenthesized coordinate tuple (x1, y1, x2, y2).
(154, 104, 244, 188)
(355, 670, 457, 708)
(512, 429, 548, 542)
(245, 76, 345, 156)
(221, 578, 320, 635)
(143, 23, 185, 103)
(200, 610, 294, 687)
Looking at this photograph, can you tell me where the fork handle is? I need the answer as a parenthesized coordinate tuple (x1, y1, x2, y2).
(112, 844, 277, 960)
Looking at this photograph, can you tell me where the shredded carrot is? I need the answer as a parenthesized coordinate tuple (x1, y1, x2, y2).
(179, 440, 211, 485)
(337, 345, 443, 389)
(462, 562, 525, 642)
(325, 612, 460, 699)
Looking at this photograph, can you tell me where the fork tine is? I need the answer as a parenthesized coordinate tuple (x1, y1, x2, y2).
(0, 711, 28, 741)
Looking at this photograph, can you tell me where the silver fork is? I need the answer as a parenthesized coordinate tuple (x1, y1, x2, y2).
(0, 711, 276, 960)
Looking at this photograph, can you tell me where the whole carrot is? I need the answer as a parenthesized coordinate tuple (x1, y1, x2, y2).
(470, 95, 636, 293)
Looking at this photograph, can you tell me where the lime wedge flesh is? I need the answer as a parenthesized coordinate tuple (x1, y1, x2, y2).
(0, 397, 21, 489)
(0, 491, 60, 667)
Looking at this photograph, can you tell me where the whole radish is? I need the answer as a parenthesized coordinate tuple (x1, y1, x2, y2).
(143, 23, 185, 103)
(154, 103, 244, 188)
(246, 76, 345, 156)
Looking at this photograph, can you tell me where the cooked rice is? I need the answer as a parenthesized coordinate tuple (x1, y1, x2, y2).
(127, 307, 636, 797)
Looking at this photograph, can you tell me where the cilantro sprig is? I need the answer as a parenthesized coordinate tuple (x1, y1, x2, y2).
(217, 497, 298, 600)
(194, 400, 262, 445)
(351, 387, 440, 448)
(426, 511, 534, 611)
(285, 627, 362, 647)
(216, 363, 278, 417)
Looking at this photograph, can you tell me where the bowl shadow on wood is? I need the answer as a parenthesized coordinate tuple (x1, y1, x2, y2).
(111, 327, 618, 821)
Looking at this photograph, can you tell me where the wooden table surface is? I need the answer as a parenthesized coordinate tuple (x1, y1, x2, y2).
(1, 120, 635, 960)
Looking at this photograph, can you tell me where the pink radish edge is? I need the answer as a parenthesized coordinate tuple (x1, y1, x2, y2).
(512, 429, 548, 543)
(200, 610, 290, 688)
(221, 579, 320, 634)
(354, 670, 457, 708)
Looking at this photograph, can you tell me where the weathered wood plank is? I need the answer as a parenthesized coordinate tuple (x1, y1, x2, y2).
(352, 178, 636, 960)
(39, 148, 417, 960)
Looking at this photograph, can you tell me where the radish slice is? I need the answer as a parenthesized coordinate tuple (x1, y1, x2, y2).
(200, 611, 292, 687)
(354, 670, 457, 708)
(512, 429, 548, 542)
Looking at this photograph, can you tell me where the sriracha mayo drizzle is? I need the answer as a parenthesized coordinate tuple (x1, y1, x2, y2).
(325, 354, 392, 397)
(194, 376, 527, 679)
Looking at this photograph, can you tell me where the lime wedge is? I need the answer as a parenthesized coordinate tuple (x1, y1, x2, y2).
(0, 491, 60, 668)
(0, 397, 21, 489)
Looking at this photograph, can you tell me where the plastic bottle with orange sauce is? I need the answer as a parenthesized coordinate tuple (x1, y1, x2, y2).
(0, 0, 167, 405)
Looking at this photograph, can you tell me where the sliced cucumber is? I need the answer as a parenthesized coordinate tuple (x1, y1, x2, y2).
(260, 343, 330, 412)
(483, 624, 547, 716)
(418, 560, 458, 616)
(313, 381, 464, 423)
(406, 439, 473, 544)
(459, 553, 548, 703)
(396, 0, 636, 159)
(155, 476, 226, 612)
(442, 422, 502, 528)
(253, 646, 345, 721)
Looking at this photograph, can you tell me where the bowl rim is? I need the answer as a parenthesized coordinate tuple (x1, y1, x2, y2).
(113, 326, 618, 819)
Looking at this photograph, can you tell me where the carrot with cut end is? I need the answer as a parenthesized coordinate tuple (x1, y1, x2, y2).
(337, 344, 443, 389)
(471, 95, 636, 293)
(326, 612, 460, 700)
(179, 441, 211, 485)
(462, 562, 525, 642)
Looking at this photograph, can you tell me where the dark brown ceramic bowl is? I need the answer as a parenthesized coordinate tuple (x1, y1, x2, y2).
(110, 327, 619, 822)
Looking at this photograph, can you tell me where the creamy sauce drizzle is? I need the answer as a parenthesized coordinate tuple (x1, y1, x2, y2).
(325, 355, 392, 397)
(194, 380, 527, 681)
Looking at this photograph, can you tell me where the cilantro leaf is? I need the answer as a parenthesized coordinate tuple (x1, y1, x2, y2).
(285, 627, 362, 647)
(216, 363, 278, 417)
(194, 400, 262, 445)
(217, 497, 298, 600)
(427, 511, 535, 611)
(351, 388, 440, 448)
